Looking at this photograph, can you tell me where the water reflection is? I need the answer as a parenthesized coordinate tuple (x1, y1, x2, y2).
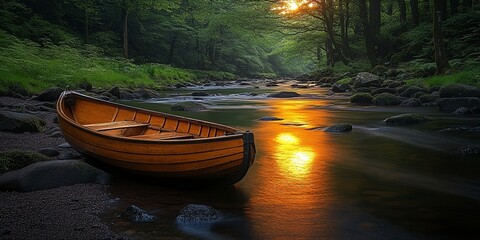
(275, 133, 316, 180)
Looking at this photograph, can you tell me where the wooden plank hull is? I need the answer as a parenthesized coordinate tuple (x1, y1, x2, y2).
(56, 91, 255, 184)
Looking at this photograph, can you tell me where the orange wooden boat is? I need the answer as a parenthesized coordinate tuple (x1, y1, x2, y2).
(56, 91, 255, 184)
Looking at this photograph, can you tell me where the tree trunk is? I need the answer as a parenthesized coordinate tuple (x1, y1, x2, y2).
(339, 0, 352, 59)
(422, 0, 431, 19)
(398, 0, 407, 27)
(410, 0, 420, 26)
(359, 0, 377, 67)
(369, 0, 381, 36)
(463, 0, 473, 8)
(450, 0, 459, 14)
(441, 0, 448, 20)
(84, 8, 89, 44)
(167, 34, 178, 64)
(122, 9, 128, 59)
(433, 0, 450, 75)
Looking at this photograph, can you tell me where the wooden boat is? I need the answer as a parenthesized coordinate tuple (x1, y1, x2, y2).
(56, 91, 255, 184)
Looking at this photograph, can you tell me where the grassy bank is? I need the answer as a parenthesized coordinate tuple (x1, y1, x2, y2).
(0, 31, 235, 95)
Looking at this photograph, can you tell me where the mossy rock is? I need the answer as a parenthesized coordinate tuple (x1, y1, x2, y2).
(419, 94, 439, 104)
(371, 88, 397, 96)
(324, 123, 353, 132)
(0, 111, 46, 133)
(400, 86, 425, 97)
(354, 87, 372, 93)
(439, 84, 480, 98)
(384, 114, 429, 125)
(171, 102, 207, 111)
(0, 150, 50, 174)
(372, 93, 401, 106)
(351, 93, 373, 104)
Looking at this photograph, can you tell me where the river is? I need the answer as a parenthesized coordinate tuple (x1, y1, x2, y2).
(104, 81, 480, 239)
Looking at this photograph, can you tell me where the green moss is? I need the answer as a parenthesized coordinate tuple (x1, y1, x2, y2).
(0, 150, 50, 174)
(372, 93, 401, 106)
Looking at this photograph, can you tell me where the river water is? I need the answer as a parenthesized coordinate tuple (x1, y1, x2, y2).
(105, 81, 480, 239)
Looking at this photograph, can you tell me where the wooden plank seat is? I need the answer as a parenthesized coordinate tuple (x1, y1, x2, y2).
(85, 121, 150, 131)
(129, 132, 194, 140)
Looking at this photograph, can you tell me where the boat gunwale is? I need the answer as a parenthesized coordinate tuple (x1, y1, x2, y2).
(56, 91, 245, 144)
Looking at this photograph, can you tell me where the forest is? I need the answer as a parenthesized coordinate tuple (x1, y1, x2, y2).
(0, 0, 479, 94)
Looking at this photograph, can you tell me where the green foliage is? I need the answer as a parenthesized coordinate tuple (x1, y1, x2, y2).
(0, 150, 50, 174)
(409, 70, 480, 88)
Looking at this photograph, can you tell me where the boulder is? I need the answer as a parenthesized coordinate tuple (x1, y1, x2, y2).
(384, 114, 429, 125)
(171, 102, 207, 111)
(388, 81, 404, 89)
(324, 123, 353, 132)
(0, 111, 46, 133)
(38, 148, 60, 157)
(437, 98, 480, 112)
(33, 87, 63, 102)
(371, 88, 397, 96)
(267, 92, 300, 98)
(107, 86, 120, 98)
(399, 86, 425, 98)
(0, 150, 50, 174)
(354, 87, 372, 93)
(400, 98, 422, 107)
(134, 89, 159, 99)
(439, 84, 480, 98)
(176, 204, 222, 224)
(0, 160, 110, 192)
(353, 72, 382, 89)
(350, 93, 373, 104)
(258, 116, 283, 121)
(120, 205, 157, 223)
(119, 90, 134, 100)
(372, 93, 401, 106)
(419, 94, 439, 104)
(331, 83, 350, 93)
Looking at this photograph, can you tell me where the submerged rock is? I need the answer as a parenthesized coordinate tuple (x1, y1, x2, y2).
(259, 116, 283, 121)
(384, 114, 429, 125)
(0, 160, 110, 192)
(171, 102, 207, 111)
(267, 91, 300, 98)
(120, 205, 157, 223)
(0, 111, 46, 133)
(324, 123, 353, 132)
(176, 204, 222, 224)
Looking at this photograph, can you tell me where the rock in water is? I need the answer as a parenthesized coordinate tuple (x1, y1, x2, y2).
(353, 72, 382, 89)
(120, 205, 157, 223)
(324, 123, 353, 132)
(267, 92, 300, 98)
(176, 204, 222, 224)
(0, 160, 110, 192)
(259, 116, 283, 121)
(0, 111, 46, 133)
(437, 98, 480, 112)
(384, 114, 429, 125)
(171, 102, 207, 111)
(457, 145, 480, 157)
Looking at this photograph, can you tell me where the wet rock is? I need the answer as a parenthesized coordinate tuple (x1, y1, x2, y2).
(0, 160, 110, 192)
(265, 83, 278, 87)
(120, 205, 157, 223)
(38, 148, 60, 157)
(267, 92, 300, 98)
(175, 83, 186, 88)
(134, 89, 158, 99)
(332, 83, 350, 93)
(353, 72, 382, 89)
(439, 84, 480, 98)
(437, 98, 480, 112)
(399, 86, 424, 98)
(107, 86, 120, 98)
(372, 93, 401, 106)
(33, 87, 63, 102)
(119, 91, 134, 100)
(176, 204, 222, 224)
(453, 107, 472, 115)
(396, 85, 410, 94)
(371, 88, 396, 96)
(400, 98, 422, 107)
(0, 111, 46, 133)
(319, 83, 332, 88)
(384, 114, 429, 125)
(192, 91, 209, 97)
(354, 87, 372, 93)
(388, 81, 404, 89)
(457, 145, 480, 157)
(419, 94, 439, 104)
(258, 116, 283, 121)
(350, 93, 373, 104)
(171, 102, 207, 111)
(324, 123, 353, 132)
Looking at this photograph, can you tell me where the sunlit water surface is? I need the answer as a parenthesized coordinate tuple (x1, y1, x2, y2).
(104, 82, 480, 239)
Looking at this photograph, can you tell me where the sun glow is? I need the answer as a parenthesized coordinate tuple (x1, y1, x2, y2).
(272, 0, 318, 15)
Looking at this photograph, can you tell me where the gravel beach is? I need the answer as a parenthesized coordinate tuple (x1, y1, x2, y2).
(0, 96, 127, 240)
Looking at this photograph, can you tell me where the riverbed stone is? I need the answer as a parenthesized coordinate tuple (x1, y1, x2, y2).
(372, 93, 401, 106)
(384, 114, 429, 125)
(351, 93, 373, 104)
(0, 111, 46, 133)
(33, 87, 63, 102)
(120, 205, 157, 223)
(437, 98, 480, 112)
(171, 102, 207, 111)
(353, 72, 382, 89)
(0, 160, 110, 192)
(176, 204, 222, 224)
(259, 116, 283, 121)
(324, 123, 353, 132)
(267, 92, 300, 98)
(439, 84, 480, 98)
(400, 98, 422, 107)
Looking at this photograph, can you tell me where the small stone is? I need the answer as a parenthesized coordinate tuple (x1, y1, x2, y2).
(50, 131, 63, 138)
(384, 114, 429, 125)
(120, 205, 157, 223)
(59, 143, 71, 148)
(267, 92, 300, 98)
(176, 204, 221, 224)
(324, 123, 353, 132)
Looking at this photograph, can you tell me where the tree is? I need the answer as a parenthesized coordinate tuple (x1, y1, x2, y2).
(398, 0, 407, 26)
(359, 0, 378, 67)
(410, 0, 419, 25)
(433, 0, 450, 75)
(68, 0, 100, 44)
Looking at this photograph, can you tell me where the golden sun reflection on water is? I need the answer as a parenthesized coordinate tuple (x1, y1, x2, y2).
(275, 133, 316, 180)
